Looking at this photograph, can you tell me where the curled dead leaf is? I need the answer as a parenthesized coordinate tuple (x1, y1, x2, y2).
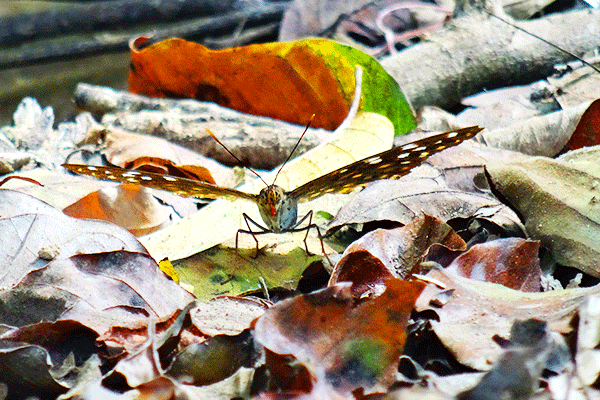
(330, 215, 466, 290)
(416, 266, 600, 370)
(486, 152, 600, 277)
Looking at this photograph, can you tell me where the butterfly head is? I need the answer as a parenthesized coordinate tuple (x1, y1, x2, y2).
(257, 185, 298, 232)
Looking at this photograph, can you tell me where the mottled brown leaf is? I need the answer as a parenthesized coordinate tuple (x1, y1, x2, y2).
(416, 267, 600, 370)
(445, 238, 541, 292)
(330, 215, 466, 290)
(486, 152, 600, 276)
(255, 279, 425, 395)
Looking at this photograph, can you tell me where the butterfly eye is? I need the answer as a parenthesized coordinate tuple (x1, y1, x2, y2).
(267, 190, 278, 205)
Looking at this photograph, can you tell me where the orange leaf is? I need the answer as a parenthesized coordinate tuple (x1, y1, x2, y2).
(129, 37, 346, 130)
(330, 215, 466, 289)
(63, 183, 171, 236)
(128, 37, 416, 134)
(445, 238, 541, 292)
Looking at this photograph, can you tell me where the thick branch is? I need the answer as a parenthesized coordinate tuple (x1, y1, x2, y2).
(0, 0, 233, 47)
(0, 2, 289, 68)
(381, 9, 600, 110)
(74, 83, 331, 170)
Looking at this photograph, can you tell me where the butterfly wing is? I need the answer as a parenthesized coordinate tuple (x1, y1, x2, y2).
(62, 164, 257, 202)
(289, 126, 483, 202)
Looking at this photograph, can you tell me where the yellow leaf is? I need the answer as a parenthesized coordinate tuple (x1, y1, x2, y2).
(139, 112, 395, 261)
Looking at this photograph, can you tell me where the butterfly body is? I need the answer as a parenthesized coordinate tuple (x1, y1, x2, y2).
(63, 126, 483, 256)
(257, 185, 298, 232)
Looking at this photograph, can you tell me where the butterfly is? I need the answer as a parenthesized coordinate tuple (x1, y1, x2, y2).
(63, 125, 483, 257)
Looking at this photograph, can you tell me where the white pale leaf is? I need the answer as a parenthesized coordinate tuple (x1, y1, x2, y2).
(140, 112, 395, 261)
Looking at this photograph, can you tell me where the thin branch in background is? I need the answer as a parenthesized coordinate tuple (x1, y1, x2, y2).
(485, 10, 600, 74)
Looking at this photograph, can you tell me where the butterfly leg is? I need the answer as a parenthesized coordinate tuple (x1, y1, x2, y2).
(308, 224, 333, 267)
(289, 211, 333, 266)
(291, 210, 313, 254)
(237, 213, 271, 258)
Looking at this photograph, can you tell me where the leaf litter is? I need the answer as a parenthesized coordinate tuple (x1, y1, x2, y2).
(2, 32, 600, 400)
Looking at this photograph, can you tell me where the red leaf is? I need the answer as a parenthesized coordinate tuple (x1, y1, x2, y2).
(567, 99, 600, 150)
(445, 238, 541, 292)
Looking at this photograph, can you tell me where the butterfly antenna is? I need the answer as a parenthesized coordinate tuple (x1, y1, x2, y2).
(206, 128, 269, 187)
(272, 114, 315, 186)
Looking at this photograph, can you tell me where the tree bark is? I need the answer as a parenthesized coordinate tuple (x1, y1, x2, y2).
(74, 83, 331, 170)
(381, 8, 600, 110)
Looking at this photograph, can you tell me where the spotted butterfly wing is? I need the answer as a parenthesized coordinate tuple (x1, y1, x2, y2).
(289, 126, 483, 201)
(61, 164, 257, 201)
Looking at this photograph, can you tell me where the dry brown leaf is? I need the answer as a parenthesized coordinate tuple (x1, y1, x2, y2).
(98, 303, 194, 359)
(0, 251, 193, 336)
(428, 145, 530, 193)
(0, 189, 146, 289)
(100, 302, 196, 388)
(486, 152, 600, 276)
(255, 279, 425, 396)
(475, 100, 593, 157)
(330, 215, 466, 288)
(415, 267, 600, 370)
(328, 250, 394, 299)
(458, 83, 555, 131)
(329, 173, 522, 234)
(456, 319, 565, 400)
(0, 322, 82, 398)
(166, 330, 257, 387)
(189, 296, 270, 337)
(548, 67, 600, 110)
